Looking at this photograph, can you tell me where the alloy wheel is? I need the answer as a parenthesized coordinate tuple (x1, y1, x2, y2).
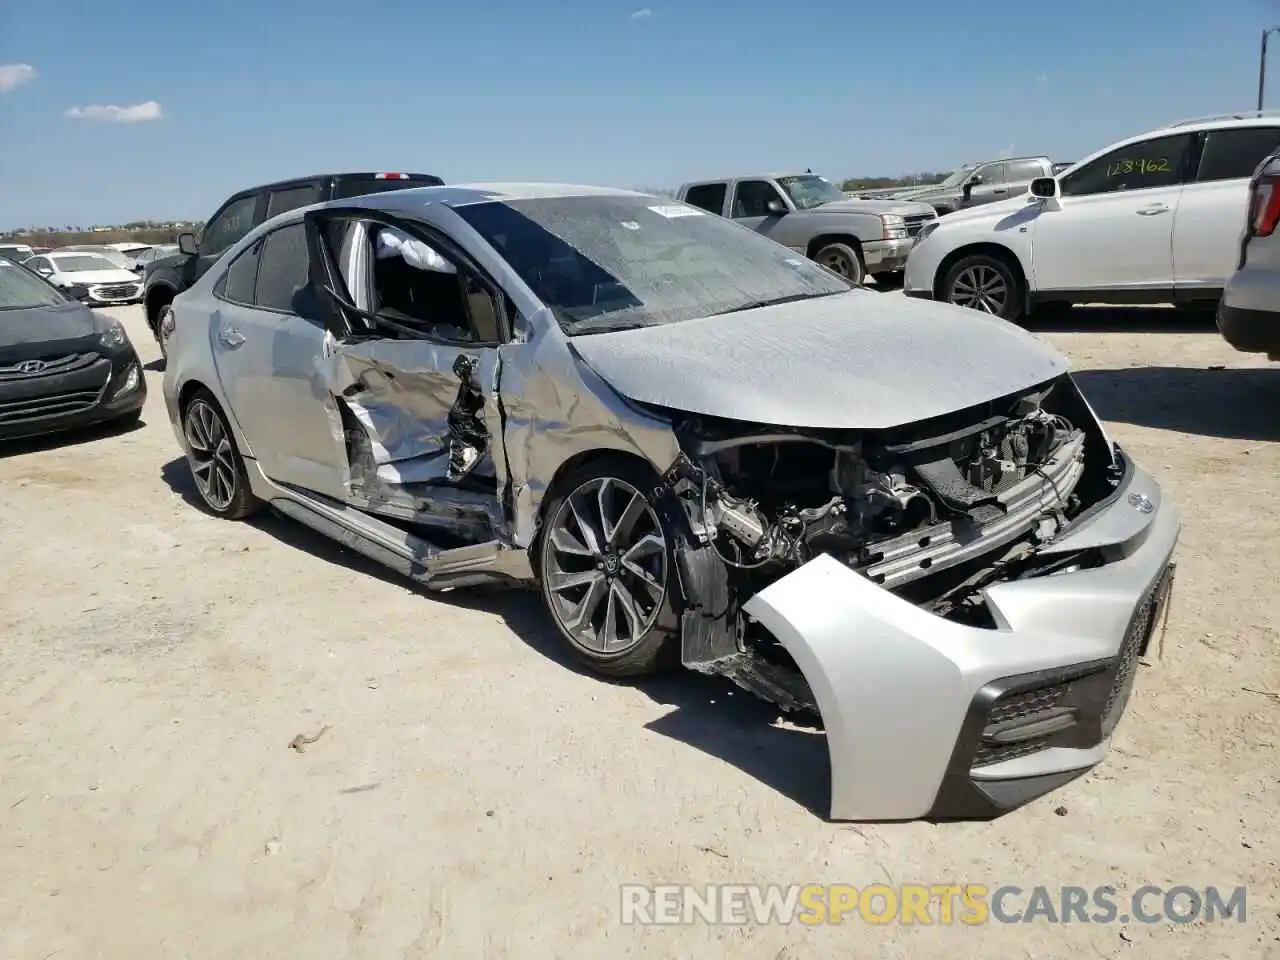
(184, 399, 238, 511)
(949, 264, 1010, 315)
(544, 477, 668, 655)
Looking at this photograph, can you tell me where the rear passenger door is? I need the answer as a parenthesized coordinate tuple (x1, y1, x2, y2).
(211, 220, 349, 498)
(1173, 125, 1280, 291)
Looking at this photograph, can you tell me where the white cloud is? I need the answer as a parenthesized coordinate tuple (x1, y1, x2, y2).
(63, 100, 164, 123)
(630, 8, 652, 18)
(0, 63, 36, 93)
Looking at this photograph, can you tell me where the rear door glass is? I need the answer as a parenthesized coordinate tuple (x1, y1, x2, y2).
(1195, 127, 1280, 183)
(331, 176, 444, 200)
(253, 223, 311, 313)
(220, 239, 262, 304)
(265, 185, 323, 219)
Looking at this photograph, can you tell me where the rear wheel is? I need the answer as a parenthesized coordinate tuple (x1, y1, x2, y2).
(181, 390, 263, 520)
(941, 253, 1023, 321)
(538, 459, 680, 677)
(813, 242, 865, 284)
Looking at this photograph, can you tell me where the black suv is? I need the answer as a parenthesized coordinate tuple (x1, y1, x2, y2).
(143, 171, 444, 355)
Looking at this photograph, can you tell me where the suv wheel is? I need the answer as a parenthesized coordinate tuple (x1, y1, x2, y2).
(941, 254, 1023, 321)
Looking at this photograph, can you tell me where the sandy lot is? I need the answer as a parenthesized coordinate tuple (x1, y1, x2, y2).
(1, 302, 1277, 959)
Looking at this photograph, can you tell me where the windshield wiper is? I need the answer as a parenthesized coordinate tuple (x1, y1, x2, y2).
(711, 292, 838, 316)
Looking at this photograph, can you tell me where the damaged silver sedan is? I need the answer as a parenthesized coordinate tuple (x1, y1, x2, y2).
(162, 183, 1180, 821)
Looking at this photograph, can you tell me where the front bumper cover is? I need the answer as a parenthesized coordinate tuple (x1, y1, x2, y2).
(742, 455, 1180, 821)
(862, 238, 915, 274)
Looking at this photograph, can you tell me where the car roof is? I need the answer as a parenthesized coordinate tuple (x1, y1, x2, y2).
(314, 181, 653, 214)
(47, 249, 113, 260)
(1155, 112, 1280, 134)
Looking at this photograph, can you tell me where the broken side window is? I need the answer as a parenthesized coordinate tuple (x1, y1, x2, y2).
(368, 225, 500, 344)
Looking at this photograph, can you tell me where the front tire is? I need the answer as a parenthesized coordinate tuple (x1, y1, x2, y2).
(941, 253, 1024, 322)
(813, 242, 866, 285)
(181, 390, 263, 520)
(538, 458, 681, 678)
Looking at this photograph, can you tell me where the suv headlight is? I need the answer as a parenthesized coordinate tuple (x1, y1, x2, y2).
(880, 213, 908, 240)
(99, 321, 128, 349)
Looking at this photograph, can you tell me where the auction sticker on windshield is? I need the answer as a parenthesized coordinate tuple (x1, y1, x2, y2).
(648, 204, 705, 218)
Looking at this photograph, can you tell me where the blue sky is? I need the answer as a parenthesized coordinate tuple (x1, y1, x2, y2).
(1, 0, 1278, 228)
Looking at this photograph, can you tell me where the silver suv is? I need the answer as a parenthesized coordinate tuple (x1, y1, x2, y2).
(1218, 151, 1280, 360)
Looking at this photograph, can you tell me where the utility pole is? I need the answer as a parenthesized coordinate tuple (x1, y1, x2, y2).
(1259, 27, 1280, 111)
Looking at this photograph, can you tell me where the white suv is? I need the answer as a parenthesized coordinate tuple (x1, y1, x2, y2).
(1217, 152, 1280, 360)
(903, 113, 1280, 321)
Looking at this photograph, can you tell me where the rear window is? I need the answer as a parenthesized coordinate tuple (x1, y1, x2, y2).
(331, 175, 445, 201)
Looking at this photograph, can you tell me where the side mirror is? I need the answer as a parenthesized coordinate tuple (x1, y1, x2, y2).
(765, 199, 788, 216)
(64, 283, 91, 301)
(35, 265, 53, 276)
(1029, 177, 1059, 199)
(966, 174, 984, 186)
(177, 232, 199, 256)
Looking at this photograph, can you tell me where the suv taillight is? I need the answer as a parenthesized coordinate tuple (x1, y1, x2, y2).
(1249, 156, 1280, 238)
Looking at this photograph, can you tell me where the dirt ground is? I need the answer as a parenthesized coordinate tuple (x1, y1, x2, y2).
(1, 302, 1277, 959)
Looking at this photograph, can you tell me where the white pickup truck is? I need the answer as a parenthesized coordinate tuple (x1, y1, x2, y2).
(677, 173, 937, 284)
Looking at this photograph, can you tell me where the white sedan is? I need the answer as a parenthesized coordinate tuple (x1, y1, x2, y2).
(23, 251, 144, 305)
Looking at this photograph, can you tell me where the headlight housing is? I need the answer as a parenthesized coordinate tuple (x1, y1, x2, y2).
(880, 213, 908, 240)
(919, 219, 940, 241)
(99, 320, 128, 349)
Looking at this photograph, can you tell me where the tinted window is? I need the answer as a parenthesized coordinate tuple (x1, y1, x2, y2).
(254, 223, 310, 313)
(683, 183, 727, 214)
(265, 184, 322, 219)
(1196, 127, 1280, 183)
(732, 180, 784, 218)
(331, 175, 445, 200)
(201, 195, 259, 256)
(1061, 133, 1193, 197)
(221, 239, 261, 304)
(1006, 159, 1046, 181)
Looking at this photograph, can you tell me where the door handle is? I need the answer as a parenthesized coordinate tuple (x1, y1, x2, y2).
(993, 188, 1008, 194)
(218, 326, 246, 348)
(1136, 204, 1170, 216)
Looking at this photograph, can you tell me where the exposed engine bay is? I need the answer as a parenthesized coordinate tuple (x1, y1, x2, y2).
(657, 377, 1119, 712)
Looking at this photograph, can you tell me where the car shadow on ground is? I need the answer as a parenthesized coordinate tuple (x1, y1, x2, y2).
(143, 358, 166, 373)
(1022, 305, 1217, 334)
(159, 457, 833, 817)
(1073, 365, 1279, 442)
(0, 416, 145, 459)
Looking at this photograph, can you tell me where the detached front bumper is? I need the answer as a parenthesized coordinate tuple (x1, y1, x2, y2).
(742, 455, 1180, 821)
(862, 238, 915, 274)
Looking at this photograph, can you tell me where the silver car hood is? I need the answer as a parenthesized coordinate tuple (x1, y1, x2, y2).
(569, 292, 1069, 430)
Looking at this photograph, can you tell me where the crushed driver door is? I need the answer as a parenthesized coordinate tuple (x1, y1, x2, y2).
(302, 208, 511, 536)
